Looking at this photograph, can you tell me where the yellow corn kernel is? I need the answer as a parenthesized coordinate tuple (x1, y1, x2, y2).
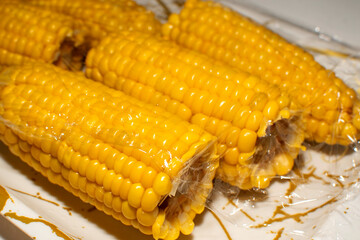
(95, 164, 107, 186)
(353, 115, 360, 130)
(273, 153, 294, 176)
(107, 172, 123, 194)
(178, 212, 195, 235)
(85, 160, 100, 183)
(245, 111, 264, 132)
(103, 170, 116, 192)
(153, 172, 172, 196)
(3, 128, 18, 145)
(232, 106, 251, 129)
(137, 207, 159, 227)
(317, 121, 330, 139)
(238, 152, 254, 165)
(238, 129, 257, 153)
(128, 183, 145, 208)
(224, 147, 240, 165)
(122, 201, 137, 220)
(225, 127, 241, 148)
(342, 123, 357, 139)
(263, 100, 280, 121)
(112, 196, 123, 213)
(251, 166, 276, 189)
(221, 162, 238, 179)
(141, 188, 161, 212)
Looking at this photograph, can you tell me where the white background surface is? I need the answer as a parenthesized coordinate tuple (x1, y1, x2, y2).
(237, 0, 360, 49)
(1, 0, 360, 240)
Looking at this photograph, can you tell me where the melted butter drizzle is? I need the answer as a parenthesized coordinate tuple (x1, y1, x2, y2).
(62, 207, 72, 216)
(240, 209, 255, 222)
(345, 162, 360, 172)
(8, 188, 73, 215)
(4, 211, 73, 240)
(346, 177, 360, 188)
(208, 209, 232, 240)
(251, 196, 338, 228)
(285, 167, 326, 204)
(247, 166, 340, 229)
(293, 167, 329, 185)
(0, 185, 12, 211)
(225, 198, 237, 208)
(8, 188, 60, 206)
(323, 171, 347, 188)
(284, 180, 297, 204)
(273, 227, 284, 240)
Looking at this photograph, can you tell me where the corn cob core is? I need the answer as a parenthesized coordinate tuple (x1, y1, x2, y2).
(162, 0, 360, 146)
(85, 32, 305, 190)
(25, 0, 161, 47)
(0, 63, 218, 240)
(0, 2, 83, 69)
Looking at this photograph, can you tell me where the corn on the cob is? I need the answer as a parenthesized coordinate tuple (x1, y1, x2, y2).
(0, 63, 218, 240)
(25, 0, 161, 46)
(85, 32, 305, 190)
(162, 0, 360, 146)
(0, 2, 79, 68)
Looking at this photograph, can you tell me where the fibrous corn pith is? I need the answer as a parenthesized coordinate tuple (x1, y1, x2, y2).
(86, 32, 305, 190)
(0, 63, 218, 240)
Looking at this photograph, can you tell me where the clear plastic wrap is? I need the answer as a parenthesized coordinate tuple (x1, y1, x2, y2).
(195, 0, 360, 239)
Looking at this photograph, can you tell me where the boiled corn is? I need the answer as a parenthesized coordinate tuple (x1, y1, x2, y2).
(0, 2, 77, 68)
(0, 63, 218, 240)
(162, 0, 360, 146)
(86, 32, 305, 190)
(25, 0, 161, 46)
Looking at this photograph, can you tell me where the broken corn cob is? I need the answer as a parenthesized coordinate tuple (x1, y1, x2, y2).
(85, 32, 305, 190)
(0, 2, 75, 67)
(162, 0, 360, 146)
(25, 0, 161, 46)
(0, 63, 218, 240)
